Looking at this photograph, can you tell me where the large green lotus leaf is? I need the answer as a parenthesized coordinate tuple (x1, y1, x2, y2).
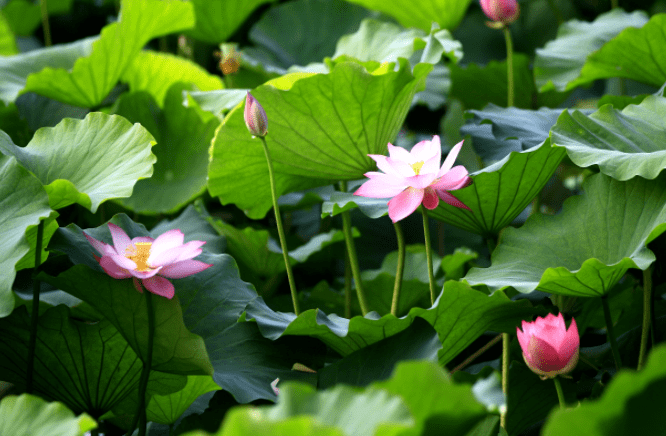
(2, 0, 72, 36)
(321, 191, 389, 219)
(550, 95, 666, 181)
(534, 9, 648, 93)
(112, 84, 219, 214)
(120, 51, 223, 107)
(342, 0, 473, 32)
(0, 37, 95, 104)
(244, 0, 370, 73)
(23, 0, 195, 108)
(184, 89, 248, 119)
(0, 152, 51, 318)
(245, 280, 539, 366)
(0, 394, 96, 436)
(427, 140, 567, 238)
(187, 0, 275, 44)
(0, 12, 17, 55)
(464, 172, 666, 297)
(0, 112, 155, 213)
(543, 344, 666, 436)
(13, 215, 58, 271)
(204, 411, 343, 436)
(208, 59, 431, 219)
(449, 54, 534, 110)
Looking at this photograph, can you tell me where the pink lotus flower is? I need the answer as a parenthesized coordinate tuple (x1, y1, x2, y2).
(354, 136, 472, 223)
(480, 0, 520, 25)
(517, 313, 579, 379)
(84, 223, 212, 299)
(244, 92, 268, 137)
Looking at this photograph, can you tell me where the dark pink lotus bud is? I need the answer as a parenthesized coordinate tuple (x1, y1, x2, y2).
(480, 0, 520, 25)
(244, 92, 268, 137)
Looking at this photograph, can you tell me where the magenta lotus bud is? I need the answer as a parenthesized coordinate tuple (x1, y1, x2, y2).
(480, 0, 520, 25)
(244, 92, 268, 137)
(516, 313, 579, 379)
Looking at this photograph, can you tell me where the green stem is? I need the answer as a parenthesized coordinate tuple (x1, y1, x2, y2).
(259, 136, 300, 315)
(500, 332, 510, 429)
(601, 296, 622, 370)
(503, 26, 514, 107)
(450, 334, 502, 374)
(40, 0, 52, 47)
(638, 267, 652, 370)
(127, 291, 155, 436)
(26, 220, 44, 394)
(553, 377, 566, 408)
(344, 251, 352, 319)
(339, 181, 369, 316)
(421, 208, 436, 305)
(486, 236, 497, 256)
(391, 221, 406, 316)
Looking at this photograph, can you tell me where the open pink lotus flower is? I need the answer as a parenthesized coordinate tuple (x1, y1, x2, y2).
(354, 136, 472, 223)
(84, 223, 212, 299)
(517, 313, 579, 379)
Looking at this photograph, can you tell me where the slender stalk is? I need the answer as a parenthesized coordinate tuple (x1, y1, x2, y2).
(638, 267, 653, 370)
(553, 377, 566, 408)
(391, 221, 406, 316)
(40, 0, 52, 47)
(421, 208, 437, 305)
(503, 26, 514, 107)
(127, 291, 155, 436)
(601, 296, 622, 370)
(259, 136, 300, 315)
(450, 334, 502, 374)
(339, 181, 369, 316)
(486, 236, 497, 257)
(500, 333, 510, 429)
(344, 251, 352, 319)
(26, 220, 44, 394)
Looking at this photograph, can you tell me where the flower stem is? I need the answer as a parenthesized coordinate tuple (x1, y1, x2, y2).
(339, 181, 369, 316)
(638, 267, 653, 370)
(553, 376, 566, 408)
(344, 251, 352, 319)
(421, 208, 437, 305)
(503, 26, 514, 107)
(391, 221, 406, 316)
(259, 136, 300, 316)
(450, 333, 502, 374)
(601, 295, 622, 370)
(500, 332, 510, 429)
(40, 0, 52, 47)
(127, 291, 155, 436)
(26, 219, 44, 394)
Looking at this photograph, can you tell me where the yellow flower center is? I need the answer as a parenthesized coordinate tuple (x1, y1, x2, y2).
(125, 242, 153, 272)
(411, 161, 424, 175)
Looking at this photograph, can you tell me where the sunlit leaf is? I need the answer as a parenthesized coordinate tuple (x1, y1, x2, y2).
(187, 0, 275, 44)
(0, 12, 17, 55)
(0, 394, 96, 436)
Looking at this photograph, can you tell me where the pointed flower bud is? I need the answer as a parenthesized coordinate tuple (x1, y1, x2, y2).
(517, 313, 579, 380)
(480, 0, 520, 26)
(244, 92, 268, 137)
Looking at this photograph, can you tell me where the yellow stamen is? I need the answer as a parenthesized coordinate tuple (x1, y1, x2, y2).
(411, 161, 424, 175)
(125, 242, 153, 272)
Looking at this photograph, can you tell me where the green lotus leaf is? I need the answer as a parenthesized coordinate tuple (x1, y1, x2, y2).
(112, 84, 219, 214)
(121, 51, 224, 107)
(23, 0, 195, 107)
(0, 394, 96, 436)
(208, 59, 431, 219)
(427, 140, 566, 238)
(551, 95, 666, 181)
(543, 344, 666, 436)
(464, 172, 666, 297)
(184, 89, 248, 119)
(0, 151, 51, 318)
(187, 0, 275, 44)
(1, 0, 72, 36)
(0, 112, 155, 213)
(342, 0, 474, 32)
(321, 191, 389, 219)
(0, 12, 17, 55)
(204, 412, 342, 436)
(534, 9, 649, 93)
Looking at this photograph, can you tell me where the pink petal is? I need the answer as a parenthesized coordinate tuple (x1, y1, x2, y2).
(436, 191, 470, 210)
(107, 253, 138, 272)
(160, 260, 213, 278)
(369, 154, 402, 178)
(99, 256, 132, 279)
(148, 246, 184, 268)
(133, 277, 144, 293)
(387, 142, 411, 161)
(150, 229, 185, 255)
(404, 173, 438, 189)
(130, 236, 154, 245)
(84, 232, 116, 256)
(142, 276, 175, 299)
(440, 140, 464, 175)
(559, 318, 579, 360)
(354, 176, 407, 198)
(419, 153, 442, 176)
(422, 188, 439, 210)
(173, 240, 206, 262)
(388, 187, 424, 222)
(433, 166, 472, 190)
(108, 223, 132, 254)
(517, 325, 529, 354)
(386, 157, 419, 178)
(410, 136, 440, 163)
(129, 267, 162, 280)
(527, 335, 568, 373)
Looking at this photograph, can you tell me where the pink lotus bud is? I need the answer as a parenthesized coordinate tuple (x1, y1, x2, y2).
(244, 92, 268, 137)
(516, 313, 579, 379)
(480, 0, 520, 25)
